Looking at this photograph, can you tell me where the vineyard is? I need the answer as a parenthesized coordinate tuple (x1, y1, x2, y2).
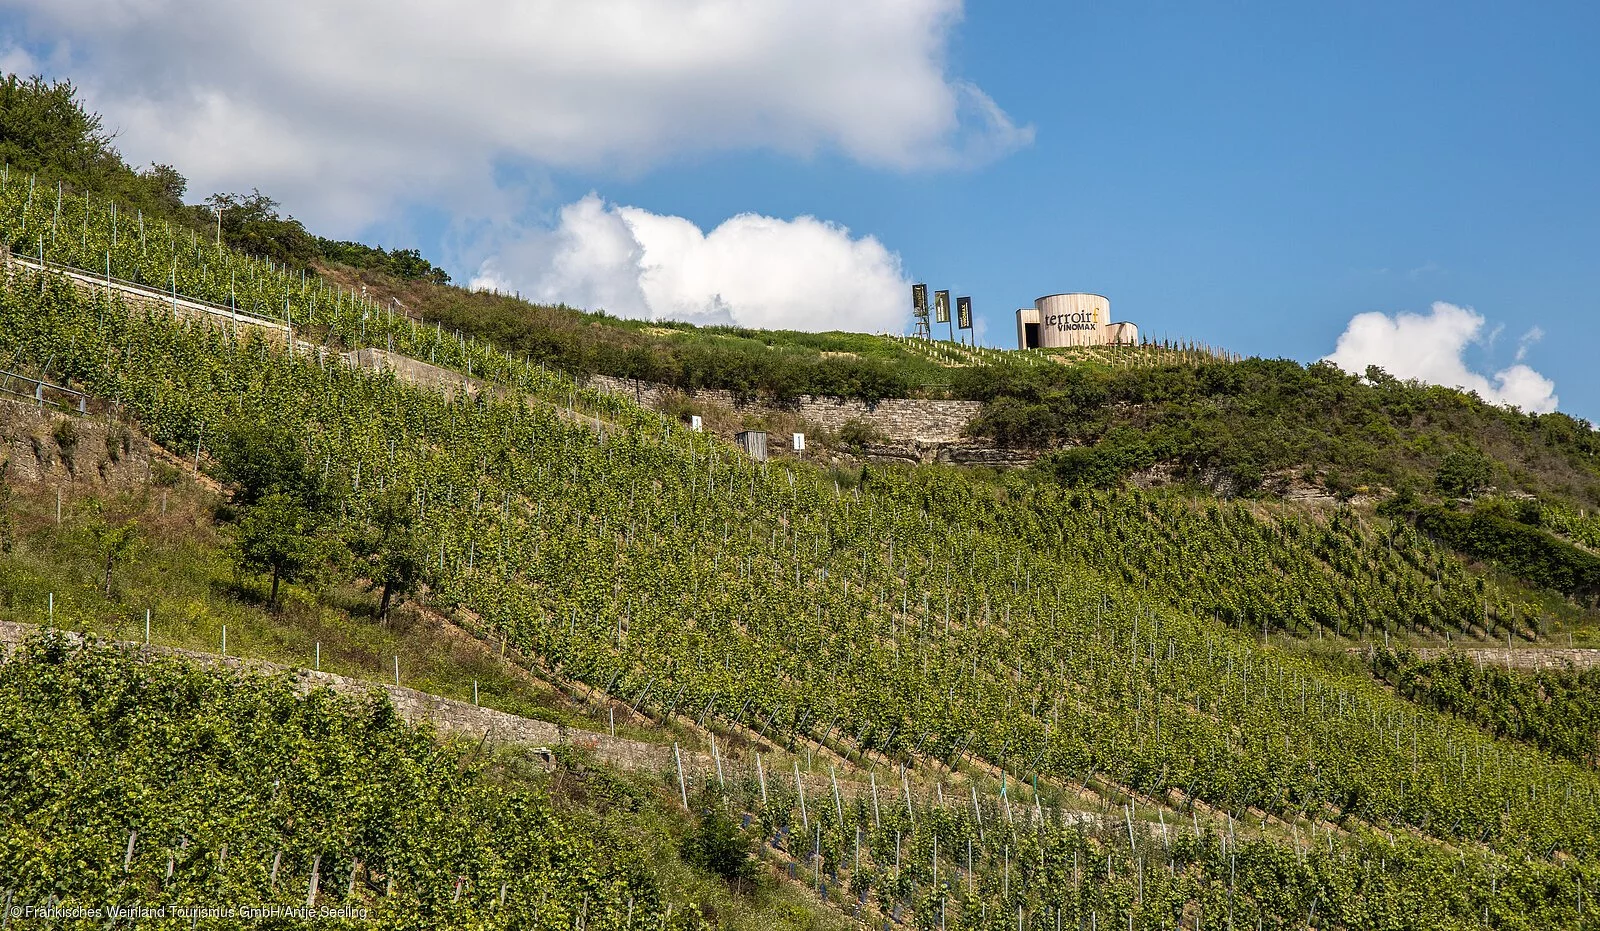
(3, 174, 1600, 928)
(1372, 648, 1600, 769)
(0, 632, 672, 930)
(889, 334, 1241, 373)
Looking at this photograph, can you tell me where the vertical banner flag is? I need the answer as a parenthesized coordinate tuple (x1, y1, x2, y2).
(934, 290, 951, 324)
(956, 296, 973, 330)
(911, 283, 929, 318)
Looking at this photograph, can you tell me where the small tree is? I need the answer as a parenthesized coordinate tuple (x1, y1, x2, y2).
(80, 499, 139, 597)
(230, 492, 317, 606)
(1434, 449, 1494, 499)
(91, 518, 139, 598)
(680, 801, 757, 889)
(213, 420, 322, 509)
(351, 487, 427, 623)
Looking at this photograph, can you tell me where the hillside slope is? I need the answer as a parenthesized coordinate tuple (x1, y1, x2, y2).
(4, 76, 1600, 929)
(5, 259, 1600, 927)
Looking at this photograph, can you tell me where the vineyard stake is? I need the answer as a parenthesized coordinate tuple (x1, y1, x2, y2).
(673, 743, 688, 808)
(794, 761, 809, 828)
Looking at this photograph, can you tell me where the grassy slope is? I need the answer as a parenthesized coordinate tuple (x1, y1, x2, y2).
(0, 454, 640, 739)
(314, 264, 952, 402)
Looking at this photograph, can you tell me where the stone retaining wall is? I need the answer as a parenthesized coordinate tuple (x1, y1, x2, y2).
(588, 374, 982, 444)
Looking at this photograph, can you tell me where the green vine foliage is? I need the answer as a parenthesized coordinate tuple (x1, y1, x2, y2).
(3, 179, 1600, 927)
(1373, 648, 1600, 769)
(0, 633, 674, 930)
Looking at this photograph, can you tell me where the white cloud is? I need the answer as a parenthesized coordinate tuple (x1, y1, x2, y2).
(1324, 302, 1558, 414)
(3, 0, 1029, 233)
(0, 43, 35, 77)
(471, 194, 909, 333)
(1515, 325, 1544, 362)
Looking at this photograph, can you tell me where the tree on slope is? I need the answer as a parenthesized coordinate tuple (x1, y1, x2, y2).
(230, 492, 318, 606)
(350, 486, 427, 623)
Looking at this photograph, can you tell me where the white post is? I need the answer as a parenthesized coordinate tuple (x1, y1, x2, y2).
(144, 609, 150, 645)
(315, 641, 320, 671)
(393, 655, 399, 687)
(673, 743, 689, 808)
(48, 592, 53, 625)
(220, 625, 226, 657)
(795, 761, 809, 828)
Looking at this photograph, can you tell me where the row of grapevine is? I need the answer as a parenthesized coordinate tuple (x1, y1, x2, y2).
(676, 757, 1600, 931)
(3, 268, 1596, 876)
(0, 173, 1534, 647)
(0, 633, 676, 930)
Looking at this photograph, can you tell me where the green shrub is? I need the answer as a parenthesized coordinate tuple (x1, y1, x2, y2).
(1434, 449, 1495, 498)
(50, 417, 78, 456)
(680, 803, 757, 885)
(837, 418, 883, 448)
(1414, 504, 1600, 602)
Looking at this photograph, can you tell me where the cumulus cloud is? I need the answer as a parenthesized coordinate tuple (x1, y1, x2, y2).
(471, 194, 909, 333)
(1324, 302, 1558, 414)
(2, 0, 1029, 232)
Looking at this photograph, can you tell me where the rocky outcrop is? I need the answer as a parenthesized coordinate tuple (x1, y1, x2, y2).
(0, 397, 158, 489)
(854, 441, 1037, 469)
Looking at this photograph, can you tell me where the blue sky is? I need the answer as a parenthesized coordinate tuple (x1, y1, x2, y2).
(6, 1, 1597, 419)
(577, 3, 1599, 417)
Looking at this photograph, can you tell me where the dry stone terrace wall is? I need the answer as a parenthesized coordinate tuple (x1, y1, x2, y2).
(0, 396, 158, 488)
(588, 374, 982, 444)
(1, 249, 289, 336)
(340, 347, 483, 399)
(797, 396, 983, 444)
